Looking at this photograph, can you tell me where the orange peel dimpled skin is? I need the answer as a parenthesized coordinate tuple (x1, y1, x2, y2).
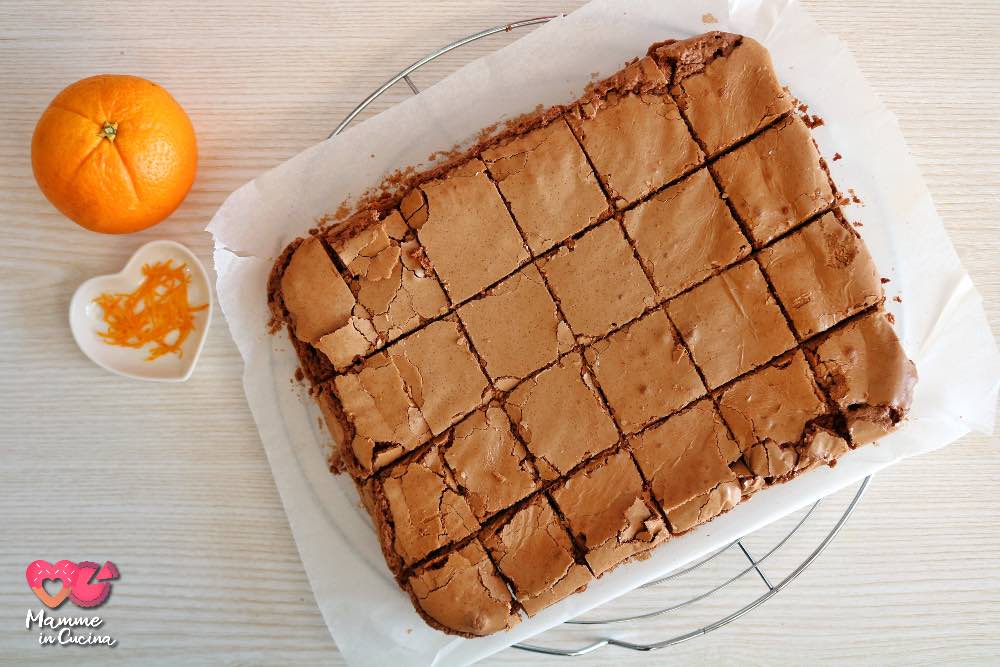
(31, 74, 197, 234)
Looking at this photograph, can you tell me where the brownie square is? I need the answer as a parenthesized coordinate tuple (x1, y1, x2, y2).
(584, 310, 705, 433)
(403, 158, 529, 303)
(279, 236, 356, 343)
(315, 212, 450, 369)
(376, 444, 479, 567)
(624, 168, 749, 299)
(712, 114, 835, 246)
(667, 260, 795, 388)
(809, 312, 917, 446)
(570, 92, 703, 206)
(386, 317, 490, 436)
(539, 220, 656, 342)
(550, 450, 668, 575)
(333, 318, 489, 477)
(716, 351, 828, 478)
(758, 212, 883, 338)
(503, 353, 619, 480)
(407, 540, 519, 636)
(332, 351, 432, 476)
(481, 495, 592, 616)
(629, 399, 742, 532)
(458, 265, 574, 388)
(442, 405, 539, 522)
(670, 37, 793, 155)
(482, 118, 609, 254)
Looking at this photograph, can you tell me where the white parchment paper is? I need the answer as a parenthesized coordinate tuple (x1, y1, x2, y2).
(207, 1, 1000, 665)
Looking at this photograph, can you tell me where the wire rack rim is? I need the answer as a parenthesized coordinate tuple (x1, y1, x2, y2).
(514, 476, 872, 656)
(568, 496, 821, 625)
(329, 15, 559, 139)
(329, 16, 874, 657)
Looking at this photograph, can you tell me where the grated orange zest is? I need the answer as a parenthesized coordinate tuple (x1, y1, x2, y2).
(94, 260, 207, 361)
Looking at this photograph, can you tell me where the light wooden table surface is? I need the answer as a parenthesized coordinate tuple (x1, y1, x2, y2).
(0, 1, 997, 665)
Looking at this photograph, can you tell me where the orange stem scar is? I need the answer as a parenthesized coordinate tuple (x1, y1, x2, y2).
(99, 121, 118, 142)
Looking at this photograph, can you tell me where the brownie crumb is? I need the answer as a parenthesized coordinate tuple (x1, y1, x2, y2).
(886, 312, 896, 324)
(853, 221, 864, 228)
(295, 368, 305, 382)
(833, 152, 842, 161)
(427, 143, 462, 163)
(881, 277, 891, 284)
(802, 114, 825, 129)
(702, 12, 718, 24)
(848, 188, 862, 205)
(333, 199, 352, 221)
(893, 295, 902, 303)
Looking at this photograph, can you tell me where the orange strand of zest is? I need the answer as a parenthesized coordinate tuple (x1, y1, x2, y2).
(94, 260, 207, 361)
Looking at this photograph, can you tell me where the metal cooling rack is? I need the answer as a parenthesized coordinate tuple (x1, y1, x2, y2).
(330, 16, 873, 658)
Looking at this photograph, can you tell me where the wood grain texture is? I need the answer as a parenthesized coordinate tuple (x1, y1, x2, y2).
(0, 0, 997, 665)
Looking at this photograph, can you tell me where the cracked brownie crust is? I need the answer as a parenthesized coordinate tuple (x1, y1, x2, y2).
(267, 31, 918, 636)
(481, 494, 593, 616)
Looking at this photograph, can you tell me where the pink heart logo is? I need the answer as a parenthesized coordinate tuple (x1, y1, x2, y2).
(25, 560, 79, 609)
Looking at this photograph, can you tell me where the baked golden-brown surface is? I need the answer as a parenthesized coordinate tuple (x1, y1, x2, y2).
(268, 31, 917, 637)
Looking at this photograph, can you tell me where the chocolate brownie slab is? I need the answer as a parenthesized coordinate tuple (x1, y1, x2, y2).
(269, 31, 917, 637)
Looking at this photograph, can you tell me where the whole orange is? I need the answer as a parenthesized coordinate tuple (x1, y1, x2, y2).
(31, 74, 197, 234)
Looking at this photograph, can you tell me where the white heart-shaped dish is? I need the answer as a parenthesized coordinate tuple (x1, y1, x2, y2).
(69, 240, 212, 382)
